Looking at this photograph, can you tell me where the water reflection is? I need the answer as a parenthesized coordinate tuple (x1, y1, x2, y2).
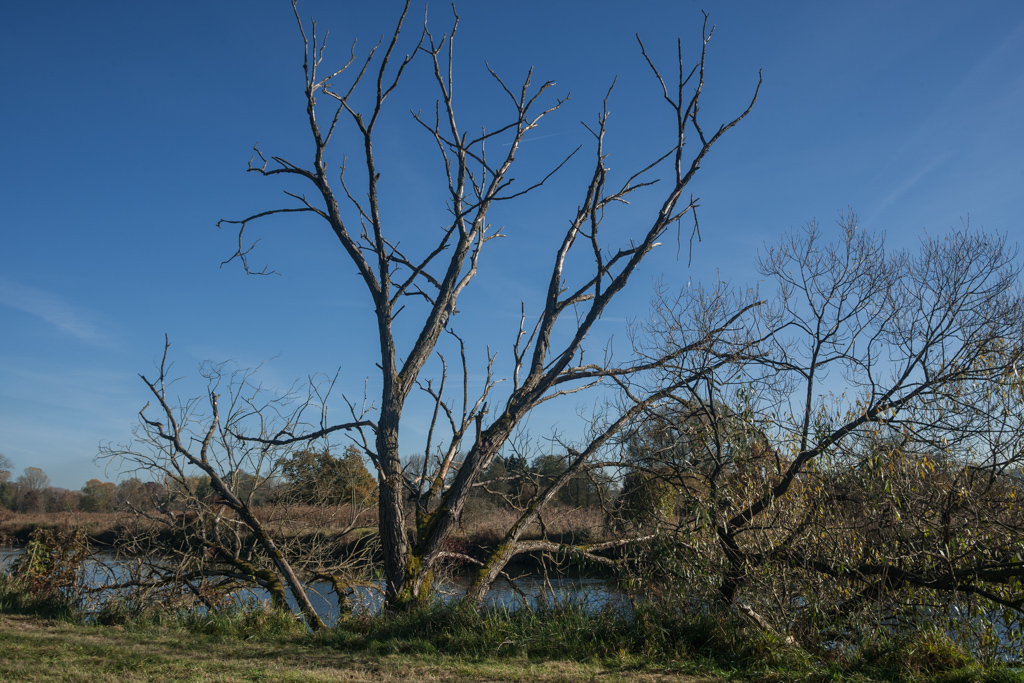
(0, 548, 17, 571)
(237, 574, 626, 626)
(3, 547, 1019, 661)
(1, 547, 625, 626)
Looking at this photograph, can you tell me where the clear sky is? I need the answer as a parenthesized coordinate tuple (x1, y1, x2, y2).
(1, 1, 1023, 489)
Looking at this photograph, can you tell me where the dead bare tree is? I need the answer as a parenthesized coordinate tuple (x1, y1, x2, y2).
(101, 343, 378, 630)
(462, 280, 764, 602)
(212, 1, 759, 609)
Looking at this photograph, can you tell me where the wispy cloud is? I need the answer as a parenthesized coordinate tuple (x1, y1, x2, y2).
(865, 19, 1024, 227)
(0, 278, 109, 345)
(870, 154, 947, 219)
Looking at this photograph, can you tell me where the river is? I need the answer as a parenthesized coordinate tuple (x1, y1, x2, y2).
(0, 547, 625, 625)
(3, 546, 1019, 663)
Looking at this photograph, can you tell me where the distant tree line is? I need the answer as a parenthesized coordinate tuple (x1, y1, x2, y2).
(471, 453, 613, 510)
(0, 446, 618, 517)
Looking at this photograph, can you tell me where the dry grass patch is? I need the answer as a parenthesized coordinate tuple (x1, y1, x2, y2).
(0, 511, 120, 546)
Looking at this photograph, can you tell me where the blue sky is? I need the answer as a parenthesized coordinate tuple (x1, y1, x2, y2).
(1, 1, 1023, 489)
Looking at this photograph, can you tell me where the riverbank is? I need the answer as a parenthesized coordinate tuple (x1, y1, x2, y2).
(2, 585, 1022, 683)
(3, 517, 1022, 681)
(1, 612, 708, 682)
(2, 610, 1022, 683)
(0, 511, 122, 547)
(0, 506, 616, 578)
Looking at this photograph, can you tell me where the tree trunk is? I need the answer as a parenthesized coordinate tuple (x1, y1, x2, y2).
(376, 407, 411, 607)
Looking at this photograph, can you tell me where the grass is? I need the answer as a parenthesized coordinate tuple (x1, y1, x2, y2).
(0, 612, 710, 682)
(0, 511, 121, 547)
(3, 521, 1021, 681)
(280, 601, 1024, 683)
(4, 599, 1022, 683)
(2, 590, 1023, 682)
(0, 503, 613, 553)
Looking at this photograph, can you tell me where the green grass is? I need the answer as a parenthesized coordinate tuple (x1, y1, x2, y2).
(1, 577, 1021, 682)
(321, 599, 1023, 682)
(0, 612, 705, 682)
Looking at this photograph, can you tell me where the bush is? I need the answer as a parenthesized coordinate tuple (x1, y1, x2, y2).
(3, 527, 89, 617)
(175, 599, 307, 640)
(858, 628, 974, 677)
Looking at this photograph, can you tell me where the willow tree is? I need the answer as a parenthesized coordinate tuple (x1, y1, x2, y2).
(215, 1, 760, 609)
(625, 219, 1024, 647)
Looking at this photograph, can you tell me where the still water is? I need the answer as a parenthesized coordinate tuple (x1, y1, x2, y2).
(0, 547, 625, 625)
(5, 547, 1017, 663)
